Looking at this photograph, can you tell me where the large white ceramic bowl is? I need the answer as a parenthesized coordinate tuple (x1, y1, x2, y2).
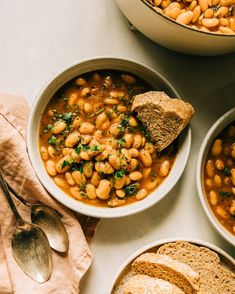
(109, 237, 235, 293)
(196, 108, 235, 246)
(116, 0, 235, 56)
(27, 57, 191, 218)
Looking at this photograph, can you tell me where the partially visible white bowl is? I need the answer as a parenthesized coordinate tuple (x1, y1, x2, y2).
(27, 57, 191, 218)
(108, 237, 235, 293)
(196, 108, 235, 246)
(116, 0, 235, 56)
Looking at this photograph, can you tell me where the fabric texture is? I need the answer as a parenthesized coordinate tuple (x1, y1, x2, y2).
(0, 93, 99, 294)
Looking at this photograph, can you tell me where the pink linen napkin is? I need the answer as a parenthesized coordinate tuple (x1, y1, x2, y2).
(0, 93, 99, 294)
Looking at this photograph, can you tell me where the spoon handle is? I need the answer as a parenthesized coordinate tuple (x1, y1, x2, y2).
(0, 168, 22, 222)
(7, 183, 29, 207)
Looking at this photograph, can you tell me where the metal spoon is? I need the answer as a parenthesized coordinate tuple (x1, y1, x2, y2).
(7, 184, 69, 253)
(0, 168, 52, 283)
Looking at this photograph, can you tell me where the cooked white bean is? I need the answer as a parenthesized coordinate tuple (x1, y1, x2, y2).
(109, 155, 123, 170)
(54, 177, 67, 188)
(86, 184, 97, 199)
(123, 133, 134, 148)
(205, 178, 214, 188)
(75, 77, 87, 86)
(129, 171, 143, 181)
(47, 146, 56, 159)
(80, 87, 90, 97)
(159, 160, 170, 177)
(62, 147, 74, 156)
(127, 158, 139, 172)
(143, 167, 152, 178)
(68, 92, 78, 106)
(117, 105, 127, 113)
(121, 74, 136, 84)
(96, 179, 111, 200)
(135, 189, 148, 200)
(116, 189, 125, 198)
(215, 159, 224, 170)
(84, 103, 93, 113)
(90, 171, 101, 187)
(72, 171, 86, 185)
(70, 186, 83, 200)
(101, 120, 110, 131)
(52, 120, 67, 134)
(202, 18, 219, 28)
(79, 122, 95, 135)
(104, 98, 119, 105)
(192, 6, 201, 23)
(133, 134, 142, 149)
(209, 190, 218, 205)
(80, 135, 92, 145)
(65, 131, 80, 147)
(121, 148, 131, 163)
(216, 206, 228, 219)
(214, 174, 222, 187)
(129, 116, 138, 127)
(46, 160, 57, 176)
(144, 142, 155, 154)
(80, 151, 91, 161)
(41, 146, 49, 160)
(109, 123, 121, 137)
(198, 0, 208, 12)
(147, 178, 159, 190)
(229, 200, 235, 216)
(231, 168, 235, 186)
(129, 148, 139, 158)
(176, 11, 194, 24)
(83, 162, 94, 178)
(65, 172, 75, 186)
(139, 150, 152, 167)
(206, 160, 215, 178)
(108, 198, 126, 207)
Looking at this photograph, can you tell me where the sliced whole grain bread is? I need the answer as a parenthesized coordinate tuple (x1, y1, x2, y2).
(131, 91, 194, 151)
(157, 241, 235, 294)
(132, 253, 199, 294)
(123, 274, 184, 294)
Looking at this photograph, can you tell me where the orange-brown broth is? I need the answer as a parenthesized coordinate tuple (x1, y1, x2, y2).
(203, 122, 235, 235)
(39, 70, 177, 207)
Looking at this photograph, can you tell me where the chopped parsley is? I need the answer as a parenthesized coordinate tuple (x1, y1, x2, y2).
(220, 191, 232, 197)
(116, 138, 126, 148)
(223, 167, 231, 177)
(124, 183, 139, 196)
(71, 161, 84, 173)
(119, 115, 130, 133)
(87, 108, 104, 118)
(44, 124, 53, 133)
(62, 160, 71, 169)
(91, 144, 102, 152)
(63, 97, 68, 101)
(139, 125, 151, 141)
(75, 144, 90, 154)
(48, 135, 57, 145)
(115, 170, 126, 179)
(61, 112, 74, 124)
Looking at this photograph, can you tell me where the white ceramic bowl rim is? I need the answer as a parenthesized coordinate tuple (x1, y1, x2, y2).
(27, 56, 191, 218)
(141, 0, 235, 37)
(196, 108, 235, 246)
(108, 237, 235, 292)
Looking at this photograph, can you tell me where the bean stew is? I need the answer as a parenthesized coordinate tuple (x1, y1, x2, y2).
(39, 71, 177, 208)
(203, 122, 235, 235)
(146, 0, 235, 34)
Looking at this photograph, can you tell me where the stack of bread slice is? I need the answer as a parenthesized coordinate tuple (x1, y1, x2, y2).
(121, 241, 235, 294)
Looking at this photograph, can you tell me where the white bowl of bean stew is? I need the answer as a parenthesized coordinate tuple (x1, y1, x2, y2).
(27, 57, 191, 218)
(116, 0, 235, 55)
(197, 108, 235, 246)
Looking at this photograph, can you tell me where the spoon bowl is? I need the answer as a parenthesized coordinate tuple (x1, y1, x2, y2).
(12, 222, 52, 283)
(31, 204, 69, 253)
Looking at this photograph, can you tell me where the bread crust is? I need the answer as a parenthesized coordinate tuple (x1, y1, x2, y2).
(131, 91, 194, 151)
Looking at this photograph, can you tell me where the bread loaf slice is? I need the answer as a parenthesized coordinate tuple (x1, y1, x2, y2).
(157, 241, 235, 294)
(123, 274, 184, 294)
(132, 253, 199, 294)
(131, 91, 194, 151)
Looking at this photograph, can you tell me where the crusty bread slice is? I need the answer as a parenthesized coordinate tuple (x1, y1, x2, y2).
(123, 274, 184, 294)
(131, 91, 194, 151)
(157, 241, 235, 294)
(132, 253, 199, 294)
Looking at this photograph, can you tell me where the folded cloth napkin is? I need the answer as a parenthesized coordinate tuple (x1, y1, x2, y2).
(0, 93, 99, 294)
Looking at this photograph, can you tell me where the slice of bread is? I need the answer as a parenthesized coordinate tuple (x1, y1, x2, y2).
(157, 241, 235, 293)
(132, 253, 199, 294)
(123, 274, 184, 294)
(131, 91, 194, 151)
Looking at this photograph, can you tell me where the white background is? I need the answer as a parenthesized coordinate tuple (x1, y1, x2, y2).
(0, 1, 234, 293)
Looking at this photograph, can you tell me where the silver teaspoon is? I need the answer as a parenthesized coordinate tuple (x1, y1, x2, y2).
(8, 184, 69, 253)
(0, 168, 52, 283)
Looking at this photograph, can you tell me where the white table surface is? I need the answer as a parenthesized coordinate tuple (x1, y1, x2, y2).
(0, 0, 235, 293)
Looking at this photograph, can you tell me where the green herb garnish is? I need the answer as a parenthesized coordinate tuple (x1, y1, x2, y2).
(87, 108, 104, 118)
(119, 115, 130, 133)
(61, 112, 74, 124)
(116, 138, 126, 148)
(220, 191, 232, 197)
(223, 167, 231, 177)
(124, 183, 139, 196)
(62, 160, 71, 169)
(48, 135, 57, 145)
(115, 170, 126, 179)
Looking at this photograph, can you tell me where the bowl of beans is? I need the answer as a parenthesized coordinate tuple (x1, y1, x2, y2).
(196, 108, 235, 245)
(116, 0, 235, 55)
(27, 57, 191, 218)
